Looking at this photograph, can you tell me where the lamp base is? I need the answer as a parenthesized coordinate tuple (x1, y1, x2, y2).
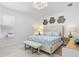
(69, 35, 73, 38)
(38, 32, 41, 35)
(69, 32, 73, 38)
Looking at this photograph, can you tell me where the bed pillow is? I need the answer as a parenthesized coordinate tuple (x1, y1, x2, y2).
(51, 32, 61, 36)
(42, 32, 47, 36)
(43, 32, 51, 36)
(43, 32, 61, 36)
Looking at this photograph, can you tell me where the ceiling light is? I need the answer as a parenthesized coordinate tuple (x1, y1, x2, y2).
(33, 2, 48, 10)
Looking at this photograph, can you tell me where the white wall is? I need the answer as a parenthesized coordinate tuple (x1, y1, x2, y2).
(1, 2, 79, 40)
(36, 5, 79, 37)
(0, 5, 36, 41)
(51, 9, 79, 36)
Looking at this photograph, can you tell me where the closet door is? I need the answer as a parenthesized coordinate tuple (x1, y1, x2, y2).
(2, 14, 15, 36)
(2, 15, 15, 27)
(0, 16, 1, 25)
(0, 15, 2, 38)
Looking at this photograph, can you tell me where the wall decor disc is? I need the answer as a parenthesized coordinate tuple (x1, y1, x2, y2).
(43, 19, 48, 25)
(57, 16, 66, 24)
(49, 17, 55, 24)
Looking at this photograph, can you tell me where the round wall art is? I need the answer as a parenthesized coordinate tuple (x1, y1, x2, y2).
(43, 19, 48, 25)
(49, 17, 55, 24)
(57, 16, 66, 24)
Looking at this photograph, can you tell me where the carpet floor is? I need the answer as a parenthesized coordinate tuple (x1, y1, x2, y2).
(0, 38, 62, 57)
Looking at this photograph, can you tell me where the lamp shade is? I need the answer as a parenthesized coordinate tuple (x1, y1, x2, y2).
(68, 25, 75, 32)
(34, 25, 44, 35)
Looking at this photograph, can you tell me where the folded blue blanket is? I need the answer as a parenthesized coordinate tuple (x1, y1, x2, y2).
(75, 37, 79, 44)
(75, 39, 79, 42)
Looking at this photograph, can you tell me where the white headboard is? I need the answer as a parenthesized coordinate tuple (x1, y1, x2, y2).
(44, 25, 64, 37)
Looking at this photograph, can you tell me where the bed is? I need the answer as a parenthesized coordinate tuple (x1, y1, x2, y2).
(26, 25, 64, 55)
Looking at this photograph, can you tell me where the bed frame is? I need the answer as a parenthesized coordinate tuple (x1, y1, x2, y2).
(41, 24, 64, 56)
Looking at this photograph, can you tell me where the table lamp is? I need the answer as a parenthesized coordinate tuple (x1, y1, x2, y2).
(68, 25, 75, 38)
(34, 25, 44, 35)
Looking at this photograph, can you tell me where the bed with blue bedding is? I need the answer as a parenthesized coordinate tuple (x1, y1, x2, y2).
(27, 34, 62, 55)
(25, 25, 64, 55)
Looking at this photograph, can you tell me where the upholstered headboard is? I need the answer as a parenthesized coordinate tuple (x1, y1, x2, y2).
(44, 25, 64, 37)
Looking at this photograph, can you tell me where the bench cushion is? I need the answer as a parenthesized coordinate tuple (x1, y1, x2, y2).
(25, 40, 42, 48)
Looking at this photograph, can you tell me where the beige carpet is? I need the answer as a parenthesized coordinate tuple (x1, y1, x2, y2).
(0, 43, 62, 57)
(54, 46, 62, 56)
(0, 38, 62, 57)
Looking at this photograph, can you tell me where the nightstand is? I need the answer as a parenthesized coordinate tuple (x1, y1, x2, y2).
(63, 36, 70, 46)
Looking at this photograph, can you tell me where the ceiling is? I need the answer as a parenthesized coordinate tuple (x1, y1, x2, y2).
(0, 2, 79, 20)
(0, 2, 70, 13)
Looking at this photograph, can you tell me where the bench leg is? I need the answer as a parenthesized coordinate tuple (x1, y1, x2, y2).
(50, 47, 52, 57)
(50, 53, 53, 57)
(24, 44, 26, 50)
(31, 47, 33, 54)
(38, 48, 40, 55)
(24, 43, 31, 50)
(31, 47, 40, 55)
